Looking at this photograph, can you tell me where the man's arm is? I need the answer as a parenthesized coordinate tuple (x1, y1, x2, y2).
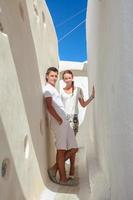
(45, 97, 63, 125)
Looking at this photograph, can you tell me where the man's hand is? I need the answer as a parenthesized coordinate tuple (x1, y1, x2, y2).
(57, 117, 63, 125)
(45, 97, 63, 125)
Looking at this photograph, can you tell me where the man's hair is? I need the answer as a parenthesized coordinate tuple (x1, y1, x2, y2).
(45, 67, 58, 82)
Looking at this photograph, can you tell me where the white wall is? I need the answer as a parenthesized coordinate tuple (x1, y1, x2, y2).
(0, 0, 58, 199)
(26, 0, 59, 85)
(86, 0, 133, 199)
(0, 33, 44, 200)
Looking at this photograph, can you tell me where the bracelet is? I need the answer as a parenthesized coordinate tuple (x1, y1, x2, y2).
(90, 95, 94, 101)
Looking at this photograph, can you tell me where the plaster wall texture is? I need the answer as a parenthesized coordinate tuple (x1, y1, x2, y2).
(0, 0, 58, 199)
(86, 0, 133, 199)
(26, 0, 59, 85)
(0, 33, 44, 200)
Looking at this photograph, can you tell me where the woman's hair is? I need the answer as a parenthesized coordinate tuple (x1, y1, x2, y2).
(45, 67, 58, 82)
(62, 70, 73, 80)
(62, 70, 74, 94)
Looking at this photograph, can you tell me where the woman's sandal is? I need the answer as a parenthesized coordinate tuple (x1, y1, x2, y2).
(69, 175, 75, 179)
(59, 177, 79, 186)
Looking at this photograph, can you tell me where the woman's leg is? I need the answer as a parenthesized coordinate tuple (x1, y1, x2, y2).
(69, 148, 78, 176)
(50, 148, 78, 177)
(64, 148, 78, 177)
(69, 153, 76, 176)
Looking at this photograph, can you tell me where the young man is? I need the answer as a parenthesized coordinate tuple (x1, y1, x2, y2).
(43, 67, 78, 186)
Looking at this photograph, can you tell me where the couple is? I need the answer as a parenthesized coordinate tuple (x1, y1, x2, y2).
(43, 67, 95, 186)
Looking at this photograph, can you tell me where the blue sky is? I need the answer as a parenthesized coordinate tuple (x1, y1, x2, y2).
(45, 0, 88, 62)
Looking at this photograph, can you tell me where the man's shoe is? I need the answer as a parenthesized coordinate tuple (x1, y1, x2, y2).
(47, 168, 57, 183)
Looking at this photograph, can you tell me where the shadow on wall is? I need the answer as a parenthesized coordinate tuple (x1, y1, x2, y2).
(43, 99, 56, 168)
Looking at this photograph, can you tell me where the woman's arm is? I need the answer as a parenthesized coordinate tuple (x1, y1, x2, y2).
(79, 86, 95, 107)
(45, 97, 63, 125)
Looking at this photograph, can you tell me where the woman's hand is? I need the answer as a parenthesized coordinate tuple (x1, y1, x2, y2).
(79, 85, 95, 107)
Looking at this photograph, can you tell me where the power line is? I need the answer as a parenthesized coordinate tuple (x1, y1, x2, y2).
(58, 19, 86, 43)
(56, 8, 86, 28)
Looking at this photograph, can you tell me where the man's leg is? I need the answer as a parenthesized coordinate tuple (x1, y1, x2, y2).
(56, 149, 67, 182)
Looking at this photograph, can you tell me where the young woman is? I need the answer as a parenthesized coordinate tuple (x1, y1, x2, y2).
(61, 70, 95, 135)
(43, 67, 78, 186)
